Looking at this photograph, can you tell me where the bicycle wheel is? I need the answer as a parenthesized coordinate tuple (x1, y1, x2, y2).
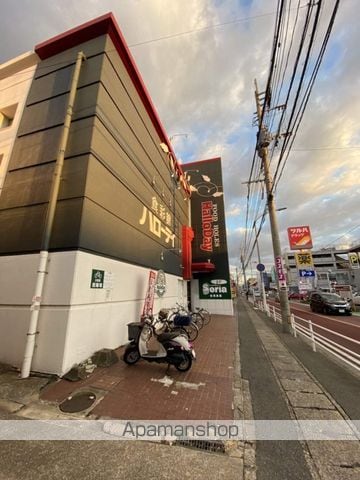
(191, 312, 204, 330)
(200, 308, 211, 326)
(184, 322, 199, 341)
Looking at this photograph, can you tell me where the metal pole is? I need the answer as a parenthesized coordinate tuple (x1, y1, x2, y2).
(21, 51, 85, 378)
(240, 252, 247, 293)
(254, 79, 292, 333)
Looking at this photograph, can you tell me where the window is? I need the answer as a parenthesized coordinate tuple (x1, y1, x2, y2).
(0, 104, 17, 129)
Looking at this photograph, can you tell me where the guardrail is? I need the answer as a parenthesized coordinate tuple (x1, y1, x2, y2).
(255, 301, 360, 372)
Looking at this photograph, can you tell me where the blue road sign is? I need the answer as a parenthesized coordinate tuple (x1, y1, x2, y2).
(299, 269, 315, 277)
(256, 263, 265, 272)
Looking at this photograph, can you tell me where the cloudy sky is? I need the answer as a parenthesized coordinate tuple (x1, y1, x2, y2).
(1, 0, 358, 278)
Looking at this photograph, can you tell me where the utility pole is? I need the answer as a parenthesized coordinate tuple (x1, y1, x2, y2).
(240, 251, 247, 292)
(253, 221, 268, 313)
(254, 79, 292, 332)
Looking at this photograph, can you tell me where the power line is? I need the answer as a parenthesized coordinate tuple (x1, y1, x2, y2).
(323, 224, 360, 249)
(128, 10, 292, 48)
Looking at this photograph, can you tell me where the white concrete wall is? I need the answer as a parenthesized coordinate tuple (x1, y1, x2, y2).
(191, 280, 234, 316)
(0, 52, 38, 195)
(0, 250, 185, 375)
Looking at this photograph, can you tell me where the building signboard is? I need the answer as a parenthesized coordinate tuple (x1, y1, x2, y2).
(199, 278, 231, 299)
(287, 225, 313, 250)
(184, 158, 231, 300)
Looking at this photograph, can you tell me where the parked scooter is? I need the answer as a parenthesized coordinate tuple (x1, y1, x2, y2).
(123, 316, 196, 372)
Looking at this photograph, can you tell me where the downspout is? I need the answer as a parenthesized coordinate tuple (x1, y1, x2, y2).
(21, 51, 86, 378)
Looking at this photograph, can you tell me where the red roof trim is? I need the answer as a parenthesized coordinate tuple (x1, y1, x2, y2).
(34, 13, 187, 192)
(191, 262, 216, 273)
(184, 157, 221, 167)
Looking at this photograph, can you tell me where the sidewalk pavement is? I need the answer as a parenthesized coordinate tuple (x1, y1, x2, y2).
(0, 299, 359, 480)
(39, 314, 237, 420)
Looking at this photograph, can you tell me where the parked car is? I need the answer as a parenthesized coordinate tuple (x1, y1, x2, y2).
(309, 292, 352, 316)
(288, 292, 307, 301)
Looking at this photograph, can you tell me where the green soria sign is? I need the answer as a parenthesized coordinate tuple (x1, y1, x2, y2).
(199, 278, 231, 300)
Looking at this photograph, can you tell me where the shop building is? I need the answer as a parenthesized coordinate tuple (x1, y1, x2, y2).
(0, 13, 232, 376)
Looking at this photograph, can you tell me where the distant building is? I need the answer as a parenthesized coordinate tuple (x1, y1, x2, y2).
(283, 247, 359, 292)
(0, 52, 38, 196)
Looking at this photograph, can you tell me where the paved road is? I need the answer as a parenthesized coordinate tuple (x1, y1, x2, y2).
(268, 300, 360, 356)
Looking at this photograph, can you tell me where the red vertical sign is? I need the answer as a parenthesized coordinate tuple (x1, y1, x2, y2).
(141, 270, 156, 320)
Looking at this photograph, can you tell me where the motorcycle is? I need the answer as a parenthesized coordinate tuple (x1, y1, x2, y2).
(123, 316, 196, 372)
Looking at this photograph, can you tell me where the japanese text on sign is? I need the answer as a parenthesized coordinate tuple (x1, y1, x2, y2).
(139, 197, 175, 247)
(287, 225, 313, 250)
(275, 256, 287, 288)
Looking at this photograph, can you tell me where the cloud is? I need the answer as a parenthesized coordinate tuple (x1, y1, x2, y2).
(1, 0, 358, 276)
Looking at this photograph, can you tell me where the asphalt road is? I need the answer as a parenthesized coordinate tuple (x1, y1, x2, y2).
(268, 300, 360, 356)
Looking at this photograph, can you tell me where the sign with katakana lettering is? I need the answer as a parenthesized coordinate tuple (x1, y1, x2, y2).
(139, 197, 175, 248)
(275, 255, 287, 288)
(287, 225, 313, 250)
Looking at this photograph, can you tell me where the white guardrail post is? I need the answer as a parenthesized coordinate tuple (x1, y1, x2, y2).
(309, 320, 316, 352)
(290, 313, 297, 337)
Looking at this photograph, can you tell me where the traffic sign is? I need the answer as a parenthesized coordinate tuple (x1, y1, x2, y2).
(256, 263, 265, 272)
(299, 269, 315, 277)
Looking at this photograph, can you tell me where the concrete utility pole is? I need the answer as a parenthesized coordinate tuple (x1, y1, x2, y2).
(254, 79, 292, 333)
(253, 221, 268, 313)
(240, 251, 247, 292)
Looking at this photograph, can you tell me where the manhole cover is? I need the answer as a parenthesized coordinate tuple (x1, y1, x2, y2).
(59, 391, 96, 413)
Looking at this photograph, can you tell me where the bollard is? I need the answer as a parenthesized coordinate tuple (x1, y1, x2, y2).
(309, 320, 316, 352)
(291, 314, 297, 338)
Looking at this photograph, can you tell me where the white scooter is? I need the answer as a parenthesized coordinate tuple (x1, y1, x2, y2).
(123, 316, 196, 372)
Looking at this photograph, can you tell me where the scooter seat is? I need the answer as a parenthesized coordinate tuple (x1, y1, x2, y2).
(157, 331, 182, 342)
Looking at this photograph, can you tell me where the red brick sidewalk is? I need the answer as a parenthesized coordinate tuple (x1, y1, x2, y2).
(41, 314, 237, 420)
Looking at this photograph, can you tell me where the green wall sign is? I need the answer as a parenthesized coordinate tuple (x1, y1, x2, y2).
(91, 269, 104, 289)
(199, 278, 231, 300)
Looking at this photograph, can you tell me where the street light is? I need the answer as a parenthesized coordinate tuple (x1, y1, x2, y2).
(253, 207, 287, 314)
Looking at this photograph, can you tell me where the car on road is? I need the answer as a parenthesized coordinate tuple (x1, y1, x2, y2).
(352, 294, 360, 306)
(288, 292, 307, 301)
(309, 291, 352, 316)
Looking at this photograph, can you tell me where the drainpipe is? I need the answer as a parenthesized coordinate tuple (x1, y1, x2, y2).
(21, 51, 85, 378)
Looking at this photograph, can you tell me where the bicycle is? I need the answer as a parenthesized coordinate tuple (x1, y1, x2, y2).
(194, 307, 211, 326)
(175, 303, 204, 330)
(157, 308, 199, 342)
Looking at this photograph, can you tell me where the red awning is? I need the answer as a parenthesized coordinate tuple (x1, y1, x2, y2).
(191, 262, 215, 273)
